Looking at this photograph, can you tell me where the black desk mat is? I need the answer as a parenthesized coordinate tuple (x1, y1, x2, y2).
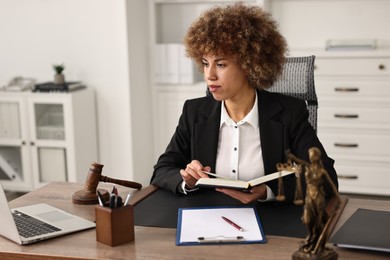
(134, 189, 306, 238)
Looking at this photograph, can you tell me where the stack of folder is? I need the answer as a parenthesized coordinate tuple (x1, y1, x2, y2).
(33, 82, 85, 92)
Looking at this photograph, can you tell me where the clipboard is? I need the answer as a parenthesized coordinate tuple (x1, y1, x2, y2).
(176, 206, 266, 246)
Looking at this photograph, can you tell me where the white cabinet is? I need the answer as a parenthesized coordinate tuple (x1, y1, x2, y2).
(315, 52, 390, 196)
(0, 88, 98, 192)
(153, 84, 206, 159)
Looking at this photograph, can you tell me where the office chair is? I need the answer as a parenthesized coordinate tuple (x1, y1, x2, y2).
(206, 55, 318, 132)
(268, 55, 317, 132)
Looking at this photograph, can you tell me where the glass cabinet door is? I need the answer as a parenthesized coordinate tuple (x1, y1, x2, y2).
(0, 97, 32, 190)
(37, 147, 67, 182)
(29, 99, 69, 188)
(0, 101, 21, 139)
(34, 103, 65, 140)
(0, 101, 23, 182)
(0, 146, 23, 182)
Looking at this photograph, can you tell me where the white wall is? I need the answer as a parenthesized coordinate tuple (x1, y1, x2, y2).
(0, 0, 153, 185)
(126, 1, 154, 185)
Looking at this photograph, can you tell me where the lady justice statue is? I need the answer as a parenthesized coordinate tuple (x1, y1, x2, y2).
(277, 147, 341, 260)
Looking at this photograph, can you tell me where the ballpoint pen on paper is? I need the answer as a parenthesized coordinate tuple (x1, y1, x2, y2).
(222, 216, 244, 232)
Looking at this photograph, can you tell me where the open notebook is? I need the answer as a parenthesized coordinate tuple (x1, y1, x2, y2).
(0, 183, 95, 245)
(195, 170, 294, 190)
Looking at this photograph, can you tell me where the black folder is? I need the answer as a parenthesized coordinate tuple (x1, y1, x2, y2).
(330, 208, 390, 253)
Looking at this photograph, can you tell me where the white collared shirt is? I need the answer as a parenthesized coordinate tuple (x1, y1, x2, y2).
(214, 91, 274, 201)
(216, 92, 263, 181)
(181, 91, 275, 200)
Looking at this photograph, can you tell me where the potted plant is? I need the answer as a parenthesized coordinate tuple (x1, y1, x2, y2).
(53, 64, 65, 85)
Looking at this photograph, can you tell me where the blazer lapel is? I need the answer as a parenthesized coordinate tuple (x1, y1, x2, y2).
(193, 99, 221, 172)
(258, 90, 286, 173)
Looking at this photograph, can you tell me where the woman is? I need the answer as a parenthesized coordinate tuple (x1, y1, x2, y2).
(150, 2, 338, 204)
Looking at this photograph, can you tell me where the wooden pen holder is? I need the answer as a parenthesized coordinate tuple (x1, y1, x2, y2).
(95, 205, 135, 246)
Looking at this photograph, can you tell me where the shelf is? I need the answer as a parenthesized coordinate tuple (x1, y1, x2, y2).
(290, 48, 390, 58)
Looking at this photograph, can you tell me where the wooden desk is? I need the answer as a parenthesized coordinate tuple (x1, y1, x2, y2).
(1, 182, 389, 260)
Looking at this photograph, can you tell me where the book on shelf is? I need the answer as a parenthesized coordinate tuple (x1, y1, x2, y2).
(195, 170, 295, 190)
(33, 82, 86, 92)
(154, 43, 200, 84)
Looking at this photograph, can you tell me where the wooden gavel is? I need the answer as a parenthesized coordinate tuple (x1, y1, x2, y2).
(72, 162, 142, 204)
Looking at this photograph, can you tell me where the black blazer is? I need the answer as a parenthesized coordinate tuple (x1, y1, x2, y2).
(151, 89, 338, 202)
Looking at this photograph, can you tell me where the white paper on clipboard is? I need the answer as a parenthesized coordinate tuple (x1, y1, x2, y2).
(176, 206, 266, 245)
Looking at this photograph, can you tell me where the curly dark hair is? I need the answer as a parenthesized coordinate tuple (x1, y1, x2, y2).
(184, 2, 288, 89)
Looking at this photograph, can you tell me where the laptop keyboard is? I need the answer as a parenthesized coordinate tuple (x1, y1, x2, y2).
(12, 210, 62, 238)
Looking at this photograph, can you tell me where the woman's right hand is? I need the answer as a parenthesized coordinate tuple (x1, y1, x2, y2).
(180, 160, 211, 189)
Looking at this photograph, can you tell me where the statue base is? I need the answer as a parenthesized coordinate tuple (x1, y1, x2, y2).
(292, 248, 338, 260)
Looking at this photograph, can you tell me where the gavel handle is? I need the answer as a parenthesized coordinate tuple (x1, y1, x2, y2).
(100, 175, 142, 190)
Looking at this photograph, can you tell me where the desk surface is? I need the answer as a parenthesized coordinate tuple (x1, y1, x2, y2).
(1, 182, 390, 260)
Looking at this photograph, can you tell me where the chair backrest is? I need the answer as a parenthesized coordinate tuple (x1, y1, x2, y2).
(205, 55, 318, 132)
(268, 56, 317, 132)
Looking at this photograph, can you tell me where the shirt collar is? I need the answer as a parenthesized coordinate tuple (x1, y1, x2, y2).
(220, 90, 259, 128)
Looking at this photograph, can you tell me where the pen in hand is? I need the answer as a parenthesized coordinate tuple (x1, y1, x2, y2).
(222, 216, 244, 232)
(201, 171, 224, 178)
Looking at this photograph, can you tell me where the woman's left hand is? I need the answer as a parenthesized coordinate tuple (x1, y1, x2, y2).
(216, 184, 267, 204)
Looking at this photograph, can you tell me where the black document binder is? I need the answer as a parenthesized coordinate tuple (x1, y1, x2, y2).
(330, 208, 390, 253)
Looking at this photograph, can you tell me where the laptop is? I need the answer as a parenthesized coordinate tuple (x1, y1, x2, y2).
(0, 183, 95, 245)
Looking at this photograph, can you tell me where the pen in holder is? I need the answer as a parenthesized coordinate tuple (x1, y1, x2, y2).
(95, 205, 134, 246)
